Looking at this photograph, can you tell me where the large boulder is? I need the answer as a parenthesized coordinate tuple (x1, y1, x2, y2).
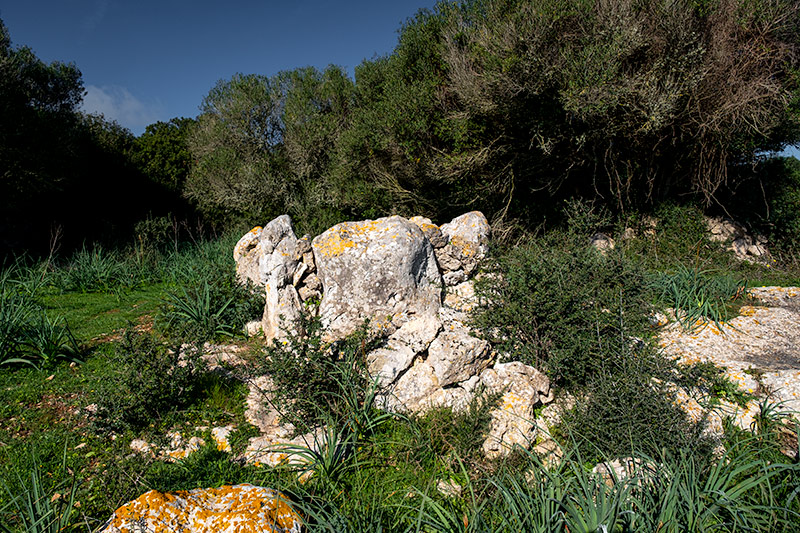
(99, 484, 302, 533)
(312, 215, 443, 338)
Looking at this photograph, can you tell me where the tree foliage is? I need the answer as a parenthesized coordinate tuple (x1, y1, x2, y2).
(187, 0, 800, 232)
(185, 66, 360, 234)
(134, 117, 196, 193)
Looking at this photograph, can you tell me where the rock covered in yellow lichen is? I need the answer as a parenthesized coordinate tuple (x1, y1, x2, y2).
(437, 212, 490, 286)
(100, 484, 302, 533)
(311, 215, 443, 339)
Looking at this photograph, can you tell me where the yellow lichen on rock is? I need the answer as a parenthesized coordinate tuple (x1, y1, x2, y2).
(103, 484, 302, 533)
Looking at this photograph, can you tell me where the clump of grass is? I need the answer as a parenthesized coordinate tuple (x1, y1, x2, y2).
(649, 263, 747, 330)
(0, 271, 79, 370)
(0, 447, 79, 533)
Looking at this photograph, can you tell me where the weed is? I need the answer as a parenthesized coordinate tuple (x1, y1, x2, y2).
(0, 447, 79, 533)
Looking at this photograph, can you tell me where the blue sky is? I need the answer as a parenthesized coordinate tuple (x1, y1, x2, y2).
(1, 0, 437, 135)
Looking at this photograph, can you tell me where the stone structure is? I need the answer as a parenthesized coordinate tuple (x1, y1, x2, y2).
(234, 211, 554, 459)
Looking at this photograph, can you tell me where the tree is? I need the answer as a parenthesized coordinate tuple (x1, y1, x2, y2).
(134, 117, 196, 194)
(186, 66, 359, 233)
(0, 18, 85, 255)
(337, 0, 800, 225)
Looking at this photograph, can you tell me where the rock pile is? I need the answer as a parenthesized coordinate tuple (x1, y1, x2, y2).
(705, 216, 770, 263)
(234, 211, 553, 459)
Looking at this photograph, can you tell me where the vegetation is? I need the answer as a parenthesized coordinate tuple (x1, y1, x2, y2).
(1, 2, 800, 531)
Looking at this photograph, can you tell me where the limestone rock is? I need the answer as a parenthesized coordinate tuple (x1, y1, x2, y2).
(367, 316, 442, 386)
(233, 226, 263, 286)
(409, 216, 448, 248)
(381, 360, 441, 412)
(660, 286, 800, 433)
(480, 361, 554, 458)
(312, 215, 442, 338)
(233, 216, 304, 343)
(427, 325, 491, 387)
(436, 212, 490, 286)
(706, 216, 770, 263)
(99, 484, 302, 533)
(590, 232, 615, 253)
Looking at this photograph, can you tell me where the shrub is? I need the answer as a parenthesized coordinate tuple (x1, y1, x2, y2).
(256, 312, 380, 433)
(558, 345, 716, 461)
(92, 331, 206, 431)
(473, 203, 652, 386)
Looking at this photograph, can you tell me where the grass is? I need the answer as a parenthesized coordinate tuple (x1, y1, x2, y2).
(38, 286, 163, 343)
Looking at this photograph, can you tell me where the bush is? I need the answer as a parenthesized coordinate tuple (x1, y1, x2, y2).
(93, 331, 206, 431)
(473, 203, 652, 386)
(559, 345, 716, 461)
(256, 312, 380, 434)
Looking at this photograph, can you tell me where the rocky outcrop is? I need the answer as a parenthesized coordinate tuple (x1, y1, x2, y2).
(659, 286, 800, 454)
(233, 216, 303, 343)
(234, 211, 553, 458)
(100, 484, 302, 533)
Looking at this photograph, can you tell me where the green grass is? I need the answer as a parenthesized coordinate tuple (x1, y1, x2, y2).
(38, 286, 164, 343)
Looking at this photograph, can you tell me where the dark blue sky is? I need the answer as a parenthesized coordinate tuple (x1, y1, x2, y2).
(1, 0, 438, 134)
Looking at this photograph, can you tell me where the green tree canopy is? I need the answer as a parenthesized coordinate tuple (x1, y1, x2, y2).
(186, 66, 361, 234)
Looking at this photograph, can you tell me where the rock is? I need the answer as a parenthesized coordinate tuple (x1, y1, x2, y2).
(380, 359, 444, 412)
(705, 216, 769, 263)
(660, 286, 800, 433)
(233, 216, 304, 343)
(480, 361, 554, 458)
(99, 484, 302, 533)
(592, 457, 650, 487)
(409, 216, 448, 248)
(443, 280, 478, 312)
(427, 325, 491, 387)
(436, 479, 463, 498)
(312, 215, 442, 338)
(532, 438, 563, 468)
(437, 212, 490, 285)
(590, 232, 615, 253)
(367, 316, 442, 387)
(233, 226, 263, 286)
(245, 320, 262, 337)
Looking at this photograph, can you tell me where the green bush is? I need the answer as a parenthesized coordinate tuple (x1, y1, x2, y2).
(92, 331, 207, 432)
(255, 312, 383, 434)
(473, 204, 652, 386)
(558, 346, 716, 461)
